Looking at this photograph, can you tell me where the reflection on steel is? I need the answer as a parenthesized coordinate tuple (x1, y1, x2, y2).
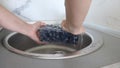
(3, 31, 103, 59)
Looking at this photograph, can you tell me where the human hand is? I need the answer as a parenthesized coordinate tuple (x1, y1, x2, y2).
(26, 21, 46, 44)
(61, 20, 85, 35)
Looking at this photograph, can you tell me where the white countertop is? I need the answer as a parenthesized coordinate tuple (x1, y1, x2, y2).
(102, 62, 120, 68)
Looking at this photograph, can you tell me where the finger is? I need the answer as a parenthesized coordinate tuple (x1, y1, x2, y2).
(35, 21, 46, 26)
(33, 21, 46, 30)
(30, 34, 46, 44)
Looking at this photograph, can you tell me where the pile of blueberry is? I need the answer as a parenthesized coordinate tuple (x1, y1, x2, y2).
(37, 25, 80, 45)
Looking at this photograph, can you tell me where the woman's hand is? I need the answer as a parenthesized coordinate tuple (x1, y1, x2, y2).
(25, 21, 46, 44)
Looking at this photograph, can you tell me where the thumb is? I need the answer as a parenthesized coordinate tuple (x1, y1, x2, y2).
(30, 21, 46, 44)
(33, 21, 46, 30)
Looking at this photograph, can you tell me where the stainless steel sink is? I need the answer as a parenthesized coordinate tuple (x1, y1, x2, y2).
(0, 27, 3, 31)
(3, 31, 103, 59)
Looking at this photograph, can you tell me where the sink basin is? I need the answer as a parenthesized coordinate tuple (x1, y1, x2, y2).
(0, 27, 2, 31)
(3, 31, 103, 59)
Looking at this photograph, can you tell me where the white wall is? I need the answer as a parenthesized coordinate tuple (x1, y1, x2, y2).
(1, 0, 120, 31)
(85, 0, 120, 30)
(0, 0, 65, 22)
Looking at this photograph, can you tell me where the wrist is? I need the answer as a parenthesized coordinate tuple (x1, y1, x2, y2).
(21, 24, 35, 37)
(61, 20, 85, 35)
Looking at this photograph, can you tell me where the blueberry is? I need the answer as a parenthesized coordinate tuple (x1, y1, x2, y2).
(37, 25, 80, 45)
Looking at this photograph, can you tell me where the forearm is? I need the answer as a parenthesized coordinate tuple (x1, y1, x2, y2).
(0, 5, 32, 35)
(65, 0, 91, 32)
